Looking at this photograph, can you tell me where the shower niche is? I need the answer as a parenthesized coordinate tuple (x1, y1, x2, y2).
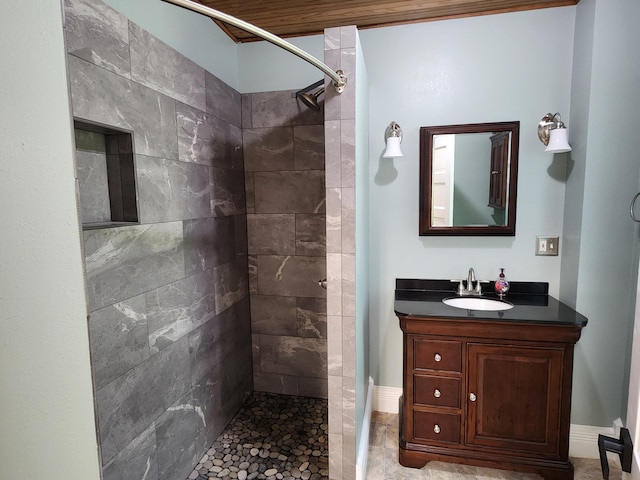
(74, 119, 139, 229)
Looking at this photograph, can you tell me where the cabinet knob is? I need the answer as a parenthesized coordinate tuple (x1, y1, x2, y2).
(434, 353, 442, 362)
(434, 424, 441, 434)
(434, 389, 441, 398)
(469, 392, 477, 402)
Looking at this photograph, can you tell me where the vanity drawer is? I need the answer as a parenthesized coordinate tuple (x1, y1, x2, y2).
(413, 411, 460, 444)
(413, 339, 461, 372)
(414, 375, 460, 408)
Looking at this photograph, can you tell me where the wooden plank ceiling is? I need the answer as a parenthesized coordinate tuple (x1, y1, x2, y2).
(195, 0, 578, 43)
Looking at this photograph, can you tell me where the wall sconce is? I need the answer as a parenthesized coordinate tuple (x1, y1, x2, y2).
(383, 121, 404, 158)
(538, 113, 572, 153)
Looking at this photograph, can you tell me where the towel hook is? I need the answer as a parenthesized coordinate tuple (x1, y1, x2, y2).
(630, 192, 640, 222)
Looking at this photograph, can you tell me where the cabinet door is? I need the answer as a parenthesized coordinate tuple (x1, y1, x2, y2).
(466, 343, 564, 455)
(488, 132, 508, 209)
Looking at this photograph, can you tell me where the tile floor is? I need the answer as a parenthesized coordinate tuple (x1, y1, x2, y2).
(366, 411, 620, 480)
(186, 392, 328, 480)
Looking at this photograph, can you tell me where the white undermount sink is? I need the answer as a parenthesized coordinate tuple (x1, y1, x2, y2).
(443, 296, 514, 311)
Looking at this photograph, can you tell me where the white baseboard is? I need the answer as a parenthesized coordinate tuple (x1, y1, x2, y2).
(372, 384, 616, 460)
(569, 424, 614, 459)
(373, 385, 402, 414)
(356, 377, 374, 480)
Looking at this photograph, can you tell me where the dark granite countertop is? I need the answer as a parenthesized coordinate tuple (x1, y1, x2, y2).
(395, 278, 588, 327)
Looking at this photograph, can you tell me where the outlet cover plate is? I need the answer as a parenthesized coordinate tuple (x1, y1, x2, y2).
(536, 236, 559, 256)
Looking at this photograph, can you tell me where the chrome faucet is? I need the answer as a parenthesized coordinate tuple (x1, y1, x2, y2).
(451, 267, 485, 296)
(466, 268, 476, 292)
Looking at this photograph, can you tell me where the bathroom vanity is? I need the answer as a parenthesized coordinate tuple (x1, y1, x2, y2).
(395, 279, 587, 480)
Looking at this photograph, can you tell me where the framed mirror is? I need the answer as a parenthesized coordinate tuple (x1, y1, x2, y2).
(419, 121, 519, 236)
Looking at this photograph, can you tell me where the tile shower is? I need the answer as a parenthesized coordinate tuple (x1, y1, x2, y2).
(65, 0, 329, 479)
(242, 92, 328, 398)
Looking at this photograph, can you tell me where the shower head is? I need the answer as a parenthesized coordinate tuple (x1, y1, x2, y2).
(298, 88, 324, 111)
(295, 79, 324, 111)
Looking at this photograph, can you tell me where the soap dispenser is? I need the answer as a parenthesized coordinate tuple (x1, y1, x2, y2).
(495, 268, 510, 298)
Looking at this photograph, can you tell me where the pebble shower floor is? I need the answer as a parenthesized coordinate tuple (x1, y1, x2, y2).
(187, 392, 329, 480)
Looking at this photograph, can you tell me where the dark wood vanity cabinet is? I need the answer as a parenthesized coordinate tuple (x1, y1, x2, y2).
(399, 316, 583, 480)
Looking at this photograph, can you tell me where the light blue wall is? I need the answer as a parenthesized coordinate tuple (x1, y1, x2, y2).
(560, 1, 594, 313)
(354, 33, 371, 452)
(238, 35, 325, 93)
(359, 7, 575, 391)
(561, 0, 640, 426)
(1, 1, 101, 478)
(102, 0, 240, 88)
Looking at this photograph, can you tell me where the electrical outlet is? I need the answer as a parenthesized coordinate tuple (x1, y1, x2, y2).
(536, 236, 559, 256)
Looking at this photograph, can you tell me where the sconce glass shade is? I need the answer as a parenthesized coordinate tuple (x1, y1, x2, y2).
(538, 112, 572, 154)
(383, 135, 403, 157)
(545, 127, 572, 153)
(383, 121, 404, 158)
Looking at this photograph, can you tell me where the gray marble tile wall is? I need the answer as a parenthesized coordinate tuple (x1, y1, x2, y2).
(76, 148, 111, 223)
(65, 1, 251, 480)
(324, 26, 358, 480)
(243, 90, 328, 399)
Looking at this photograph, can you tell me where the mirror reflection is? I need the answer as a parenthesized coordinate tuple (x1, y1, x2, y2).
(419, 122, 519, 236)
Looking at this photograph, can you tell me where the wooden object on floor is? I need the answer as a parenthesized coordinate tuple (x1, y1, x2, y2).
(398, 315, 584, 480)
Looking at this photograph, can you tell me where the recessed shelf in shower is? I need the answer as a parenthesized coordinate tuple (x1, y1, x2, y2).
(74, 119, 139, 229)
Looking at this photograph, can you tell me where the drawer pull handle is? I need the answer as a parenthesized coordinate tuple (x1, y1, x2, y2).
(434, 353, 442, 362)
(434, 389, 441, 398)
(434, 424, 441, 434)
(469, 392, 477, 402)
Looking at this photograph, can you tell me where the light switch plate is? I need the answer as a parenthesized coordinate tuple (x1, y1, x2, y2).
(536, 236, 559, 256)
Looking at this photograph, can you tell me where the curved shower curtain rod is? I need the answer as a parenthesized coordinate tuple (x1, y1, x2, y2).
(161, 0, 348, 93)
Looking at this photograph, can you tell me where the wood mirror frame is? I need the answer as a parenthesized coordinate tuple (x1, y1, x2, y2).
(419, 121, 520, 236)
